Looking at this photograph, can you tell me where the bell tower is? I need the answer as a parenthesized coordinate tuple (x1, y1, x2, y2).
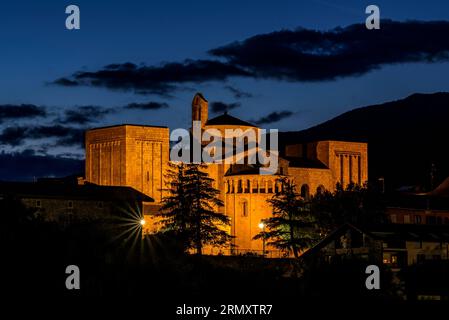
(192, 92, 208, 127)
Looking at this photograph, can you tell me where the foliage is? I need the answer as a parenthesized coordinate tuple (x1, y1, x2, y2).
(254, 178, 320, 258)
(157, 162, 232, 255)
(311, 182, 386, 234)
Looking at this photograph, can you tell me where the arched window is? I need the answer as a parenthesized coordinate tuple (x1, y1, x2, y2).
(237, 179, 243, 193)
(245, 180, 250, 193)
(240, 200, 248, 217)
(268, 181, 273, 193)
(226, 181, 230, 193)
(260, 179, 266, 193)
(300, 184, 310, 200)
(252, 179, 258, 193)
(316, 185, 325, 195)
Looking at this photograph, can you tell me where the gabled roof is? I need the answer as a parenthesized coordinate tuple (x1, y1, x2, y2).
(205, 113, 256, 127)
(0, 181, 154, 202)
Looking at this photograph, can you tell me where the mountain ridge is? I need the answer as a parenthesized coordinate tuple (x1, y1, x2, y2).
(280, 92, 449, 191)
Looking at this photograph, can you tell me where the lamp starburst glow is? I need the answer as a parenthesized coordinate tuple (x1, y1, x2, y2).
(258, 222, 265, 229)
(140, 218, 146, 226)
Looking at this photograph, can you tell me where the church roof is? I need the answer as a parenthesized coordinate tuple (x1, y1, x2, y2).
(205, 113, 256, 127)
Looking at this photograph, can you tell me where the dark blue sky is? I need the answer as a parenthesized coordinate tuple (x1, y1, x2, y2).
(1, 0, 449, 160)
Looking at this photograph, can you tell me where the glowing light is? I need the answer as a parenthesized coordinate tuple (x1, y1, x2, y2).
(258, 222, 265, 229)
(140, 219, 146, 226)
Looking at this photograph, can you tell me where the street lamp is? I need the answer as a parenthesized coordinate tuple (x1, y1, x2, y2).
(258, 222, 266, 257)
(140, 218, 146, 226)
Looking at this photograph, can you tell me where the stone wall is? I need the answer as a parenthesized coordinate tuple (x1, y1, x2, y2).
(85, 125, 169, 202)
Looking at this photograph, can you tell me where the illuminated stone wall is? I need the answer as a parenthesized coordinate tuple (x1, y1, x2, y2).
(85, 125, 170, 203)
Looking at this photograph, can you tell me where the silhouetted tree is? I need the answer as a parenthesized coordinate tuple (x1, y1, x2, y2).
(254, 178, 320, 258)
(311, 182, 386, 234)
(158, 163, 232, 255)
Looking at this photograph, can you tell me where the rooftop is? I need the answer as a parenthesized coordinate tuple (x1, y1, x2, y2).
(87, 124, 168, 131)
(0, 181, 154, 202)
(205, 113, 256, 127)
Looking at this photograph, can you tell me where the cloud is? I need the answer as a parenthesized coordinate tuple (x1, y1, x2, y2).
(0, 125, 85, 147)
(53, 78, 79, 87)
(124, 101, 169, 110)
(224, 86, 253, 99)
(210, 20, 449, 81)
(0, 104, 46, 123)
(54, 20, 449, 95)
(58, 106, 113, 125)
(210, 101, 241, 114)
(55, 60, 250, 96)
(0, 150, 84, 181)
(253, 111, 293, 125)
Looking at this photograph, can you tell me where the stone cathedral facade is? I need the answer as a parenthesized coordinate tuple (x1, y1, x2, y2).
(85, 93, 368, 255)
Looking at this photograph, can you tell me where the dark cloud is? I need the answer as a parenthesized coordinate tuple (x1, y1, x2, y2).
(0, 104, 46, 123)
(210, 20, 449, 81)
(54, 20, 449, 95)
(224, 86, 253, 99)
(0, 127, 26, 145)
(124, 102, 169, 110)
(0, 150, 84, 181)
(58, 106, 112, 125)
(56, 60, 250, 96)
(210, 101, 241, 114)
(0, 125, 85, 147)
(53, 78, 79, 87)
(254, 111, 293, 125)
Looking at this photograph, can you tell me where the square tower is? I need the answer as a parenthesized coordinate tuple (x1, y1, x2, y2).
(85, 124, 169, 202)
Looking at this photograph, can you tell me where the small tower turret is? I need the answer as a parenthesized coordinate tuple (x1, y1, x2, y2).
(192, 92, 208, 127)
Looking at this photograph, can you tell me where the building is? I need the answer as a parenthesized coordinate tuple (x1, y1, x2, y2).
(301, 223, 449, 268)
(0, 179, 153, 226)
(300, 223, 449, 299)
(386, 176, 449, 225)
(85, 93, 368, 254)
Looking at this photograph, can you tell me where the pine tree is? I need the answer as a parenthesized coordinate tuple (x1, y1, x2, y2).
(254, 177, 319, 258)
(157, 162, 192, 251)
(158, 163, 232, 255)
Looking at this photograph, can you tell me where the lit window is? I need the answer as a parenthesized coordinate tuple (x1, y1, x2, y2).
(391, 255, 398, 264)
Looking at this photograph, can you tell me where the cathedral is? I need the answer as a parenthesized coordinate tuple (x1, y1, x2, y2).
(85, 93, 368, 256)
